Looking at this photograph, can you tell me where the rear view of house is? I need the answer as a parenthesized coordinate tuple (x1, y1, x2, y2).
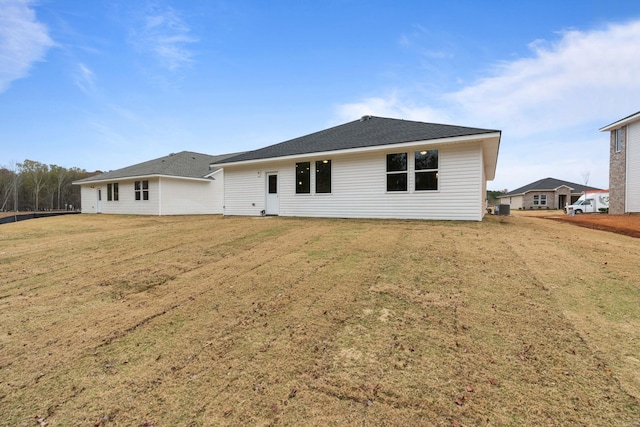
(213, 116, 501, 221)
(73, 151, 237, 215)
(600, 111, 640, 214)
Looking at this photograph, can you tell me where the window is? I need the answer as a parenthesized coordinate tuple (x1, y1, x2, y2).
(107, 183, 119, 201)
(268, 175, 277, 194)
(386, 153, 407, 191)
(415, 150, 438, 191)
(615, 128, 624, 152)
(315, 160, 331, 193)
(533, 194, 547, 206)
(135, 180, 149, 201)
(296, 162, 310, 194)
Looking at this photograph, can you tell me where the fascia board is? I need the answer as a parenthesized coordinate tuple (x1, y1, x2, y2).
(214, 132, 502, 168)
(73, 174, 212, 185)
(600, 111, 640, 131)
(204, 168, 223, 179)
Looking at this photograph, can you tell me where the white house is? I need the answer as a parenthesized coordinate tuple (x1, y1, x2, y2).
(600, 110, 640, 214)
(73, 151, 238, 215)
(213, 116, 501, 221)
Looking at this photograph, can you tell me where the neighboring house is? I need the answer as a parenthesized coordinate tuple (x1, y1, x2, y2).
(600, 111, 640, 214)
(73, 151, 239, 215)
(497, 177, 602, 210)
(212, 116, 501, 221)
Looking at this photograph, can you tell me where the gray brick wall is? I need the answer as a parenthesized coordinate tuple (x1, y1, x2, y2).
(609, 127, 626, 214)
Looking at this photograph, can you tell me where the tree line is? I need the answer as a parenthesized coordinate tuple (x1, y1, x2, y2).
(0, 160, 96, 212)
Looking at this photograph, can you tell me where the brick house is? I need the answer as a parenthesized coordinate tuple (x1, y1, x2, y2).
(497, 177, 602, 210)
(600, 111, 640, 214)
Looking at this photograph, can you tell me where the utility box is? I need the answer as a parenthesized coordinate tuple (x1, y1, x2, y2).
(495, 204, 510, 216)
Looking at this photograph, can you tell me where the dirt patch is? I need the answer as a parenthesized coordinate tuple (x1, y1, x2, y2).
(545, 213, 640, 238)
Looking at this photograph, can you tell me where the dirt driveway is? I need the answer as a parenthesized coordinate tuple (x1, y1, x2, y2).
(544, 212, 640, 238)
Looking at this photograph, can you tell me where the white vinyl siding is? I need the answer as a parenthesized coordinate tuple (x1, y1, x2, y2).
(627, 121, 640, 212)
(159, 176, 223, 215)
(79, 175, 224, 215)
(223, 142, 485, 221)
(80, 186, 98, 213)
(95, 178, 159, 215)
(224, 163, 290, 216)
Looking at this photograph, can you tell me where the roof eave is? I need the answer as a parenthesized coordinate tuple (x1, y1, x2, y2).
(482, 132, 501, 181)
(73, 174, 212, 185)
(600, 111, 640, 131)
(213, 132, 501, 168)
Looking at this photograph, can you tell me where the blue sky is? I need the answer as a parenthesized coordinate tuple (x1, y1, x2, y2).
(2, 0, 640, 191)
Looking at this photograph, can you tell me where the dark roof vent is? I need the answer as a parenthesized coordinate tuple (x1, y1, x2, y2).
(360, 115, 372, 121)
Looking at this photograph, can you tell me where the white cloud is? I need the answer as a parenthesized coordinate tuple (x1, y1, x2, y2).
(448, 20, 640, 136)
(0, 0, 54, 93)
(74, 62, 95, 93)
(335, 91, 453, 124)
(133, 5, 198, 71)
(337, 20, 640, 136)
(334, 19, 640, 190)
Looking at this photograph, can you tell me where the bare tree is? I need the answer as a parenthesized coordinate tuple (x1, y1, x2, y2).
(20, 160, 49, 211)
(0, 167, 13, 211)
(51, 165, 69, 210)
(10, 161, 20, 211)
(580, 170, 591, 186)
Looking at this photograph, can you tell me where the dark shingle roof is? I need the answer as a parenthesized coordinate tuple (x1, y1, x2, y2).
(74, 151, 241, 183)
(501, 177, 602, 197)
(215, 116, 500, 164)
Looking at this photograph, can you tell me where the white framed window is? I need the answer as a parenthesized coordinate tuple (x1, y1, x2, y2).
(414, 150, 438, 191)
(295, 162, 311, 194)
(135, 180, 149, 201)
(615, 128, 624, 152)
(386, 153, 408, 192)
(107, 183, 119, 201)
(533, 195, 547, 206)
(315, 160, 331, 193)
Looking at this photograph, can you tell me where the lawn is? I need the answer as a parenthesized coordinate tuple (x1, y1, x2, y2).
(1, 214, 639, 426)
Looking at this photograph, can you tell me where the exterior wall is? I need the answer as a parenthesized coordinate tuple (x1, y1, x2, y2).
(522, 191, 556, 210)
(627, 122, 640, 212)
(79, 185, 98, 213)
(554, 187, 572, 210)
(223, 142, 486, 221)
(159, 175, 222, 215)
(80, 175, 223, 215)
(498, 195, 523, 210)
(609, 127, 627, 214)
(89, 178, 160, 215)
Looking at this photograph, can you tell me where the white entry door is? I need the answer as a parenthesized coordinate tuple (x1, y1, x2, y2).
(96, 189, 102, 213)
(265, 173, 279, 215)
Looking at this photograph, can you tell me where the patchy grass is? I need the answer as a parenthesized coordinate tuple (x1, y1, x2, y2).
(0, 214, 639, 426)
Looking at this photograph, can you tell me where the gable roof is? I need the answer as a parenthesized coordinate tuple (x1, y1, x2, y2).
(500, 177, 602, 197)
(74, 151, 241, 184)
(214, 116, 500, 165)
(600, 110, 640, 132)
